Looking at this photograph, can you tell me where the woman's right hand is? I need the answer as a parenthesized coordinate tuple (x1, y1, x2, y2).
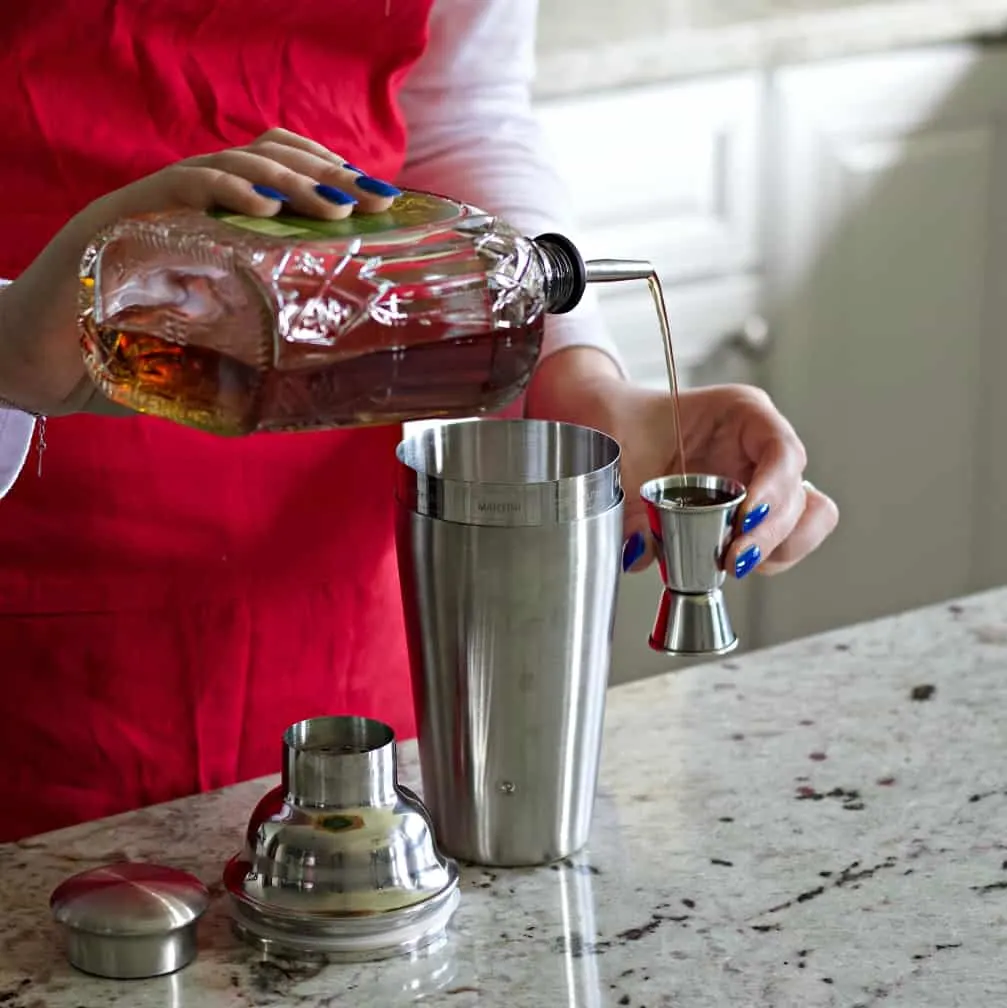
(0, 128, 401, 417)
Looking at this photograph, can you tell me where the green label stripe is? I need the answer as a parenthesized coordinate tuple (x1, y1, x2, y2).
(211, 211, 395, 239)
(208, 191, 463, 240)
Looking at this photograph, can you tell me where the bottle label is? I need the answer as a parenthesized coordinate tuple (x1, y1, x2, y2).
(210, 191, 464, 241)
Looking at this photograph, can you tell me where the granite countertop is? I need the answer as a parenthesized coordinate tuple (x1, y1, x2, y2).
(534, 0, 1007, 97)
(3, 588, 1007, 1005)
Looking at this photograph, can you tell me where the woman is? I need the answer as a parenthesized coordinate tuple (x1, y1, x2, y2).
(0, 0, 837, 841)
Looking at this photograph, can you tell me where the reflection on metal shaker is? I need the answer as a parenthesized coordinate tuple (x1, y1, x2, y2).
(395, 420, 624, 867)
(554, 861, 603, 1008)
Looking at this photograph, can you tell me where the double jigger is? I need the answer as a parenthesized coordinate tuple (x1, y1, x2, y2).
(641, 473, 748, 657)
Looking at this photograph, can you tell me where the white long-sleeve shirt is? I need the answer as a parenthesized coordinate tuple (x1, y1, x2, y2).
(0, 0, 618, 498)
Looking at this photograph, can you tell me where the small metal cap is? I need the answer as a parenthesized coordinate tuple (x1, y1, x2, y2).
(50, 862, 210, 979)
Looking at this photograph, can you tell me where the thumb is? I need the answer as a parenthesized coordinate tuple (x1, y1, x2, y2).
(620, 482, 656, 574)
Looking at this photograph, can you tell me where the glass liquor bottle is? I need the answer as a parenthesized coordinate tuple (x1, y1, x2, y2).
(78, 191, 594, 437)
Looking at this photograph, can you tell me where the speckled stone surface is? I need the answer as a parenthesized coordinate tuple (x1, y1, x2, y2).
(3, 589, 1007, 1006)
(534, 0, 1007, 97)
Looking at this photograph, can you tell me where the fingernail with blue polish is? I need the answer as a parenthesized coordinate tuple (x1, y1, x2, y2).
(342, 162, 362, 173)
(355, 175, 401, 198)
(742, 502, 770, 534)
(735, 544, 761, 580)
(622, 531, 646, 573)
(315, 183, 357, 205)
(252, 184, 288, 202)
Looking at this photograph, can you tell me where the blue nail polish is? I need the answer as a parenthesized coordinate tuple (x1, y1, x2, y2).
(342, 162, 362, 173)
(315, 183, 357, 205)
(742, 502, 770, 534)
(355, 176, 401, 198)
(252, 184, 288, 202)
(735, 544, 761, 580)
(622, 531, 646, 573)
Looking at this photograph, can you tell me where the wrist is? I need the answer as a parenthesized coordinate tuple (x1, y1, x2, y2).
(0, 282, 33, 412)
(0, 264, 84, 416)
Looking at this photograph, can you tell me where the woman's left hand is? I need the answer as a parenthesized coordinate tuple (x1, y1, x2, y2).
(525, 349, 839, 580)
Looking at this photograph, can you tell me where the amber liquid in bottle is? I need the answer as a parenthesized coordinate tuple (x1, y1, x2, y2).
(81, 315, 541, 437)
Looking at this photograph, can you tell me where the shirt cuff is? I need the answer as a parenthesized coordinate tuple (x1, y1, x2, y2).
(0, 278, 35, 497)
(0, 407, 34, 498)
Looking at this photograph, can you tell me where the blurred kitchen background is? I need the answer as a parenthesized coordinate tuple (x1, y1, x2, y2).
(528, 0, 1007, 683)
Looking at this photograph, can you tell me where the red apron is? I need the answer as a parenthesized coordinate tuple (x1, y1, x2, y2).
(0, 0, 436, 841)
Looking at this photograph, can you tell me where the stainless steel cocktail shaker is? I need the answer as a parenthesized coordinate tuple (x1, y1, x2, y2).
(396, 419, 623, 867)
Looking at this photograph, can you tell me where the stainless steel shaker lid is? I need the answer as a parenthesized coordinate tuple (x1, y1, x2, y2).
(50, 862, 209, 979)
(226, 716, 462, 962)
(396, 419, 622, 526)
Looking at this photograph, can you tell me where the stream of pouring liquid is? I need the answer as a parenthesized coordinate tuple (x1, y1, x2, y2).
(584, 260, 687, 480)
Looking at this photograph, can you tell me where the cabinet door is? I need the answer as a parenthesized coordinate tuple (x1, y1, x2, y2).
(760, 45, 1007, 644)
(535, 74, 762, 285)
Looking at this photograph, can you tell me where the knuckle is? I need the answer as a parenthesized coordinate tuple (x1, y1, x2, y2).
(177, 156, 233, 185)
(172, 164, 227, 198)
(172, 158, 220, 183)
(246, 140, 285, 161)
(255, 127, 294, 145)
(740, 383, 774, 409)
(194, 165, 231, 188)
(270, 168, 305, 191)
(319, 160, 347, 178)
(316, 166, 351, 188)
(184, 148, 234, 166)
(821, 494, 840, 529)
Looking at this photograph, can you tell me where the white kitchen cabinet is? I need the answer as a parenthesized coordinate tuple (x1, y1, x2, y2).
(535, 73, 762, 285)
(535, 42, 1007, 683)
(758, 44, 1007, 644)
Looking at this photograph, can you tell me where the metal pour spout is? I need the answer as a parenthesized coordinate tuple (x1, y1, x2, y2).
(533, 233, 657, 314)
(585, 258, 655, 283)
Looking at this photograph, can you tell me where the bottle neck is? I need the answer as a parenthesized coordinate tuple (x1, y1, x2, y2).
(533, 233, 657, 314)
(533, 232, 588, 315)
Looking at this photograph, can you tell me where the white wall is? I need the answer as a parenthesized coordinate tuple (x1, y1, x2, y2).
(536, 0, 882, 57)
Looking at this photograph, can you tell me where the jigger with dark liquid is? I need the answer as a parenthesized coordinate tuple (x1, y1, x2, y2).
(641, 474, 747, 656)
